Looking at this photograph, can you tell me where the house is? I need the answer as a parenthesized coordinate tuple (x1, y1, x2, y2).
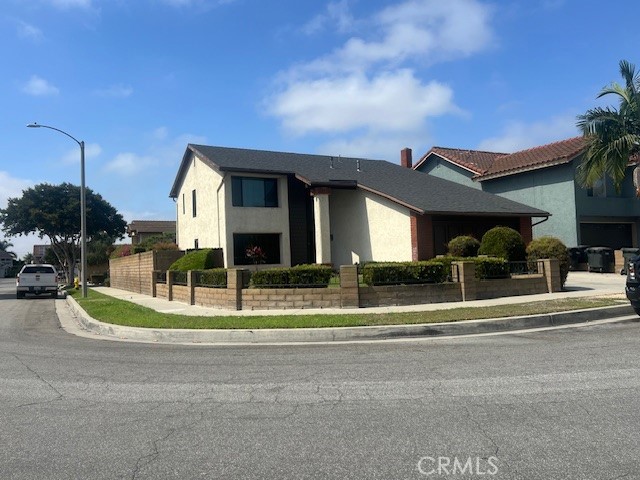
(0, 251, 13, 278)
(127, 220, 176, 245)
(414, 137, 640, 249)
(169, 144, 548, 268)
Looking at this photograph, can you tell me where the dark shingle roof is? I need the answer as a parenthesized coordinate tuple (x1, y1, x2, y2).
(127, 220, 176, 235)
(169, 144, 548, 217)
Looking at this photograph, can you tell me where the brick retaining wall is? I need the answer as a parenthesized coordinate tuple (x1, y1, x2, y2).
(109, 251, 184, 295)
(129, 258, 563, 311)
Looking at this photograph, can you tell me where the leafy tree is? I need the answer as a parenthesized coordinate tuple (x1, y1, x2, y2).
(577, 60, 640, 192)
(0, 182, 126, 283)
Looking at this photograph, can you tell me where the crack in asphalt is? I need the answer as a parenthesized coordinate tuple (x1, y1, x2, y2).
(11, 353, 64, 408)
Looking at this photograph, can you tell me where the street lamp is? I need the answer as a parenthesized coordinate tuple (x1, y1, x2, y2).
(27, 122, 88, 298)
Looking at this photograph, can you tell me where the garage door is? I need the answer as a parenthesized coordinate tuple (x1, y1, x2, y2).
(580, 223, 633, 249)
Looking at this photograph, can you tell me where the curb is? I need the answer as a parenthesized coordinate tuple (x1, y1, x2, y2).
(65, 296, 637, 344)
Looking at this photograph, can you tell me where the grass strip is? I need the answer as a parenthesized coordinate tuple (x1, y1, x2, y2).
(69, 288, 625, 330)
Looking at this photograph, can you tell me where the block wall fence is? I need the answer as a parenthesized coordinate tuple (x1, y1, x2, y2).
(109, 250, 184, 295)
(133, 259, 561, 311)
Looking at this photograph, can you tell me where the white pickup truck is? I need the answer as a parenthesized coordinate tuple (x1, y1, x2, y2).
(16, 264, 59, 299)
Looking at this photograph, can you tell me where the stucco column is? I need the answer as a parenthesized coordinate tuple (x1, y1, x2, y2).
(312, 188, 332, 265)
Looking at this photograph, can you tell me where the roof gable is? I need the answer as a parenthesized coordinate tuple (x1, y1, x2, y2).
(415, 147, 505, 174)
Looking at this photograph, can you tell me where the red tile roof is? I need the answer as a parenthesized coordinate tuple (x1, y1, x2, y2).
(417, 137, 589, 180)
(418, 147, 505, 174)
(478, 136, 588, 180)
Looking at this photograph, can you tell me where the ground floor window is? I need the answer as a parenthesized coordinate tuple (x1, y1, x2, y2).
(233, 233, 281, 265)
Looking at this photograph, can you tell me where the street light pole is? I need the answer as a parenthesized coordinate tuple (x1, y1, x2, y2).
(27, 122, 88, 298)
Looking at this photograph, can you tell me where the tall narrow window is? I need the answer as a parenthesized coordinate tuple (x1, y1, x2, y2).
(182, 193, 185, 214)
(194, 239, 199, 249)
(192, 189, 197, 217)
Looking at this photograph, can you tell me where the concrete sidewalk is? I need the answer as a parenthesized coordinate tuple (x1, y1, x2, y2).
(58, 271, 637, 345)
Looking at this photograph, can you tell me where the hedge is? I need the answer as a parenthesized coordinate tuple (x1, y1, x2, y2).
(194, 268, 227, 287)
(362, 261, 447, 286)
(478, 226, 526, 261)
(250, 264, 333, 288)
(169, 248, 218, 271)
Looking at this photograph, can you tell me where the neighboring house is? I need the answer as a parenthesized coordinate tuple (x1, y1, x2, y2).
(33, 244, 51, 263)
(169, 144, 548, 267)
(127, 220, 176, 245)
(414, 137, 640, 249)
(0, 251, 14, 278)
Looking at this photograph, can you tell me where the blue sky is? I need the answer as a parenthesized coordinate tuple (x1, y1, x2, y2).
(1, 0, 638, 257)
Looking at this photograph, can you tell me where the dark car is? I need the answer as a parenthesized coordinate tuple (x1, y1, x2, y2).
(625, 255, 640, 315)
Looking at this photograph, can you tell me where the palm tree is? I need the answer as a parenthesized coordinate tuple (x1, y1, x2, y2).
(577, 60, 640, 192)
(0, 238, 16, 258)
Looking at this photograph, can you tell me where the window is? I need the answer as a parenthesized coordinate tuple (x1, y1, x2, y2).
(192, 189, 197, 217)
(182, 193, 185, 214)
(587, 177, 607, 198)
(233, 233, 281, 265)
(232, 176, 278, 207)
(194, 239, 199, 249)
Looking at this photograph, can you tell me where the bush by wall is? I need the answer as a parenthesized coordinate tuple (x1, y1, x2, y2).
(447, 236, 481, 257)
(169, 248, 220, 271)
(110, 244, 132, 259)
(473, 257, 510, 279)
(362, 261, 447, 286)
(526, 236, 570, 287)
(250, 264, 333, 288)
(195, 268, 227, 287)
(478, 226, 526, 261)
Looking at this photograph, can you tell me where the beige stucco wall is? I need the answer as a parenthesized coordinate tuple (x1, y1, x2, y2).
(175, 152, 226, 252)
(224, 173, 291, 268)
(329, 189, 412, 266)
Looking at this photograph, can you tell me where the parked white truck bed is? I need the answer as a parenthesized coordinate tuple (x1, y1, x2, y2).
(16, 264, 59, 299)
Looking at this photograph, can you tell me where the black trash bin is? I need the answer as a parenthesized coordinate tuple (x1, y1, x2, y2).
(586, 247, 614, 273)
(620, 247, 640, 275)
(568, 245, 589, 271)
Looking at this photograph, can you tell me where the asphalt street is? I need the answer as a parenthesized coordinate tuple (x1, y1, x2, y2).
(1, 278, 639, 479)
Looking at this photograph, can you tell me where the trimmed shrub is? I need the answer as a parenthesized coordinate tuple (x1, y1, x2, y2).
(169, 248, 218, 271)
(526, 236, 570, 288)
(474, 257, 510, 279)
(195, 268, 227, 287)
(153, 242, 179, 251)
(478, 226, 526, 261)
(250, 265, 333, 288)
(132, 245, 146, 254)
(362, 261, 446, 286)
(447, 236, 480, 257)
(433, 255, 464, 281)
(288, 264, 333, 286)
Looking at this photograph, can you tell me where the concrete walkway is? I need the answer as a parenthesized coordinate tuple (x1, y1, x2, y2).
(58, 271, 637, 345)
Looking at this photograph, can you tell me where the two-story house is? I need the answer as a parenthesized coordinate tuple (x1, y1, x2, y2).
(169, 144, 548, 267)
(414, 137, 640, 249)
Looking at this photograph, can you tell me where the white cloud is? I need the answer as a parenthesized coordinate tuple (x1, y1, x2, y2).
(103, 153, 156, 177)
(266, 0, 493, 151)
(22, 75, 59, 96)
(17, 21, 44, 42)
(94, 84, 133, 98)
(61, 143, 102, 165)
(269, 69, 460, 135)
(477, 115, 580, 152)
(302, 0, 354, 35)
(318, 131, 430, 162)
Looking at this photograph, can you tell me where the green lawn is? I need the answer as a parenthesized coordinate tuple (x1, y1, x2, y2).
(69, 288, 625, 330)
